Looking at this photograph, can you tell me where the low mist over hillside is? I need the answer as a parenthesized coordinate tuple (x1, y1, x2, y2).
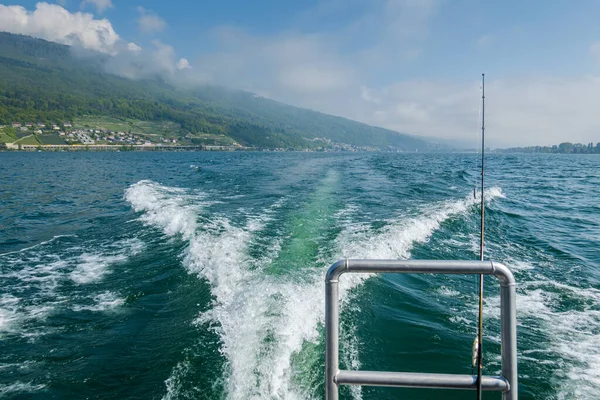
(0, 32, 440, 151)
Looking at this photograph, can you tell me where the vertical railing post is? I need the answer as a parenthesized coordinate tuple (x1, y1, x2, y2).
(325, 276, 340, 400)
(500, 276, 518, 400)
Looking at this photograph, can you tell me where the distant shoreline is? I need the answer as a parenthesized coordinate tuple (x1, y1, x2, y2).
(3, 145, 600, 153)
(3, 143, 220, 152)
(0, 143, 417, 152)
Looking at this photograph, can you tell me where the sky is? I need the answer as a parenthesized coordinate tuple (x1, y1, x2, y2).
(1, 0, 600, 147)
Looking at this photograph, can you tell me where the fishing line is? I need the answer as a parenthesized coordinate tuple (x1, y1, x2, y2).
(474, 79, 482, 199)
(475, 73, 486, 400)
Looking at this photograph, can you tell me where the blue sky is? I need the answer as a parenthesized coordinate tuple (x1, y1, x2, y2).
(2, 0, 600, 146)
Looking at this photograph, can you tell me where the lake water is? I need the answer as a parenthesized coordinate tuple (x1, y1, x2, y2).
(1, 152, 598, 399)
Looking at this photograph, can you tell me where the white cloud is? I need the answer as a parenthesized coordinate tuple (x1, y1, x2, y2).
(187, 2, 443, 131)
(394, 101, 430, 122)
(334, 77, 600, 147)
(104, 40, 197, 81)
(193, 0, 438, 95)
(150, 40, 176, 71)
(81, 0, 113, 14)
(193, 30, 356, 100)
(137, 6, 166, 34)
(276, 64, 353, 93)
(0, 2, 119, 53)
(176, 57, 191, 69)
(127, 42, 141, 52)
(360, 86, 381, 104)
(0, 3, 192, 80)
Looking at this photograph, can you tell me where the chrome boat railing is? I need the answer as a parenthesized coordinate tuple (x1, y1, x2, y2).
(325, 259, 517, 400)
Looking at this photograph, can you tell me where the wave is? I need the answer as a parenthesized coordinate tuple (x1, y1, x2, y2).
(0, 235, 78, 257)
(0, 294, 21, 333)
(0, 237, 143, 336)
(429, 254, 600, 399)
(489, 277, 600, 399)
(336, 186, 504, 260)
(70, 291, 125, 312)
(127, 180, 320, 399)
(0, 382, 46, 396)
(70, 238, 144, 284)
(126, 181, 503, 399)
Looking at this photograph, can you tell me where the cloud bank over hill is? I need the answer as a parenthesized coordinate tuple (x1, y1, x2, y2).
(0, 2, 192, 81)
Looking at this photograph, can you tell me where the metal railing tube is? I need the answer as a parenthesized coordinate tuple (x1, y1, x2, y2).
(346, 259, 495, 275)
(336, 371, 509, 391)
(325, 260, 344, 400)
(495, 262, 518, 400)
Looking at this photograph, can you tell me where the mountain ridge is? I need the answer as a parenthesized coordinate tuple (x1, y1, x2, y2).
(0, 31, 438, 151)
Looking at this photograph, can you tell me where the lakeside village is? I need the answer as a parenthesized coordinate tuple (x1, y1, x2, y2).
(1, 122, 208, 151)
(0, 122, 381, 152)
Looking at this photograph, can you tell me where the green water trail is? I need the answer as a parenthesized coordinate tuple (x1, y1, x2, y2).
(267, 169, 341, 275)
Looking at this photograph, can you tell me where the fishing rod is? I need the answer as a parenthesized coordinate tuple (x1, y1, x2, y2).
(475, 73, 486, 400)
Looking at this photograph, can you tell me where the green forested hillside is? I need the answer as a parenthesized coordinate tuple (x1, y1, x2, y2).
(0, 32, 434, 150)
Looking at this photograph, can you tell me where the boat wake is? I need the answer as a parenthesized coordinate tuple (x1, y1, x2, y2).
(125, 180, 505, 400)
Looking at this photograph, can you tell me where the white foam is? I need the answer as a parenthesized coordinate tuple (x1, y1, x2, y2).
(69, 238, 144, 284)
(70, 253, 127, 284)
(3, 259, 67, 291)
(0, 236, 144, 338)
(340, 318, 363, 400)
(125, 181, 497, 400)
(0, 294, 20, 333)
(484, 186, 505, 200)
(71, 291, 125, 312)
(125, 180, 208, 240)
(0, 382, 46, 396)
(519, 284, 600, 398)
(336, 187, 504, 260)
(186, 225, 324, 399)
(0, 361, 38, 372)
(448, 315, 472, 326)
(436, 285, 461, 297)
(480, 269, 600, 398)
(508, 261, 536, 271)
(128, 181, 325, 398)
(162, 360, 192, 400)
(0, 257, 69, 336)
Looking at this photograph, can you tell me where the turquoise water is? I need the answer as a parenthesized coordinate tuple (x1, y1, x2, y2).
(0, 152, 598, 399)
